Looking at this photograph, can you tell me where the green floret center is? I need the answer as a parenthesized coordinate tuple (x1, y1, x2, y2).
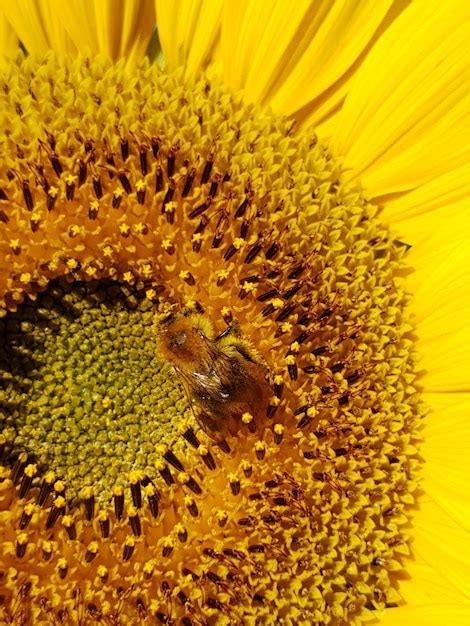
(0, 279, 188, 503)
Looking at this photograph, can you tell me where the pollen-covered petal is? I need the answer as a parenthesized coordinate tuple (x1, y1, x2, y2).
(420, 392, 470, 532)
(219, 0, 396, 118)
(330, 0, 470, 198)
(156, 0, 223, 74)
(1, 0, 76, 56)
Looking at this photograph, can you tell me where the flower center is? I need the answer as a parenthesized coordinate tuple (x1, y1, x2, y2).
(0, 53, 423, 625)
(1, 278, 191, 505)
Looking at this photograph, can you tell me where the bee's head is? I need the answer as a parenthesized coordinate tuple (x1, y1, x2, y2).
(156, 312, 212, 369)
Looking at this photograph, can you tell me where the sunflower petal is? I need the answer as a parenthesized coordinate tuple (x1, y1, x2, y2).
(217, 0, 396, 119)
(330, 0, 470, 198)
(0, 11, 17, 60)
(410, 499, 470, 599)
(1, 0, 75, 55)
(156, 0, 222, 74)
(421, 392, 470, 531)
(378, 603, 470, 626)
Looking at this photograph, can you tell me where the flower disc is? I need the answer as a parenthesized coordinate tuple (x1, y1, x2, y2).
(0, 53, 422, 625)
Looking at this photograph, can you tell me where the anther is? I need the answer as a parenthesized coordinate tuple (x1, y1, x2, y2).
(120, 137, 129, 161)
(129, 471, 143, 508)
(16, 533, 28, 558)
(176, 524, 188, 543)
(50, 152, 62, 177)
(273, 424, 284, 445)
(58, 559, 68, 579)
(65, 175, 76, 200)
(123, 537, 136, 561)
(182, 426, 200, 449)
(217, 439, 231, 454)
(188, 198, 211, 219)
(276, 303, 297, 322)
(92, 174, 103, 199)
(42, 541, 53, 561)
(163, 449, 185, 472)
(156, 461, 174, 486)
(255, 441, 266, 461)
(257, 288, 278, 302)
(199, 446, 216, 470)
(118, 170, 132, 194)
(46, 496, 66, 529)
(180, 473, 202, 495)
(201, 152, 214, 184)
(161, 179, 176, 212)
(245, 242, 262, 264)
(162, 537, 175, 558)
(19, 463, 37, 498)
(22, 180, 34, 211)
(113, 486, 125, 521)
(151, 136, 160, 158)
(11, 452, 28, 485)
(265, 242, 280, 260)
(167, 145, 178, 177)
(37, 471, 55, 506)
(19, 503, 35, 530)
(185, 496, 198, 517)
(127, 506, 141, 537)
(145, 484, 159, 518)
(139, 147, 148, 176)
(229, 474, 241, 496)
(182, 167, 196, 197)
(241, 460, 252, 478)
(97, 511, 110, 538)
(155, 165, 163, 192)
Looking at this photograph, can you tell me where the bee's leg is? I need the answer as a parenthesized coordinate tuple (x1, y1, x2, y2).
(214, 321, 240, 342)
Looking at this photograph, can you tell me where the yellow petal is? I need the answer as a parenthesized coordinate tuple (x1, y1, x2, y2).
(381, 164, 470, 247)
(218, 0, 396, 120)
(378, 603, 470, 626)
(410, 499, 470, 599)
(64, 0, 154, 62)
(420, 392, 470, 531)
(156, 0, 222, 74)
(0, 11, 18, 60)
(330, 0, 470, 198)
(1, 0, 76, 55)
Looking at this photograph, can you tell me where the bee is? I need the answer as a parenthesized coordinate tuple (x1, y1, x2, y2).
(156, 311, 270, 441)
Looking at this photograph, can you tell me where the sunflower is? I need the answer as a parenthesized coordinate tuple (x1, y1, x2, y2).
(0, 1, 469, 625)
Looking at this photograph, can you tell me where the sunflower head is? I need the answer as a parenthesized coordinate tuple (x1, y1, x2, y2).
(0, 46, 425, 625)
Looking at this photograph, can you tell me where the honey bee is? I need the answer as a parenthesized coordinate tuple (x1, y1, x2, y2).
(156, 311, 270, 441)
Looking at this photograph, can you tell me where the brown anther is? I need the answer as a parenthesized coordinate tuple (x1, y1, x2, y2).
(167, 145, 178, 177)
(97, 514, 109, 538)
(245, 242, 262, 264)
(16, 536, 27, 558)
(120, 137, 129, 161)
(118, 170, 132, 194)
(162, 544, 173, 558)
(129, 509, 142, 536)
(229, 476, 241, 496)
(58, 561, 68, 579)
(163, 449, 185, 472)
(182, 167, 196, 197)
(66, 180, 75, 200)
(177, 526, 188, 543)
(223, 243, 239, 262)
(199, 447, 216, 470)
(158, 463, 175, 486)
(151, 136, 160, 158)
(19, 506, 33, 530)
(19, 464, 37, 498)
(88, 202, 99, 220)
(37, 472, 55, 506)
(184, 475, 202, 495)
(85, 543, 98, 563)
(11, 452, 27, 485)
(22, 179, 34, 210)
(140, 146, 148, 175)
(42, 542, 52, 561)
(186, 498, 198, 517)
(155, 165, 163, 192)
(255, 442, 266, 461)
(242, 461, 253, 478)
(161, 178, 176, 212)
(188, 197, 211, 220)
(92, 173, 103, 199)
(200, 152, 214, 184)
(217, 439, 231, 454)
(182, 426, 200, 449)
(46, 497, 65, 529)
(112, 189, 123, 208)
(130, 478, 142, 509)
(113, 488, 125, 520)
